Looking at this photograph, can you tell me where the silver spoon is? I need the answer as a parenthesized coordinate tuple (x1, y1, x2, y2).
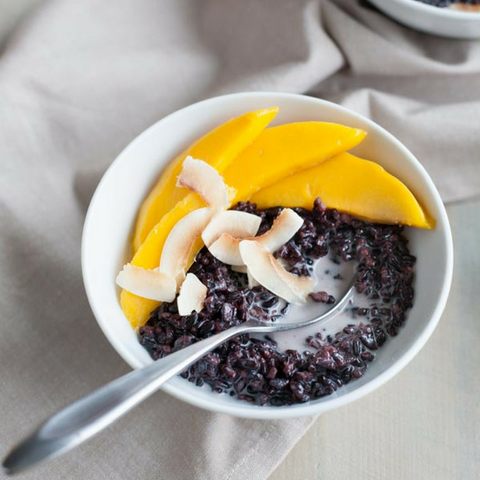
(3, 274, 357, 475)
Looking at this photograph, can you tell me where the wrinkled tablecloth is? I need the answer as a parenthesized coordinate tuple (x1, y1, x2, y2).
(0, 1, 479, 479)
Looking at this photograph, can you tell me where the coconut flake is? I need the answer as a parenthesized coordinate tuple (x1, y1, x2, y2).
(239, 240, 314, 303)
(208, 233, 244, 266)
(177, 273, 207, 315)
(159, 207, 214, 289)
(116, 264, 176, 302)
(201, 210, 261, 247)
(256, 208, 304, 253)
(177, 156, 236, 211)
(204, 208, 301, 267)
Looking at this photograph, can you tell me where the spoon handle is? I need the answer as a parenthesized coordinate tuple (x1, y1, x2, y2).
(2, 322, 251, 476)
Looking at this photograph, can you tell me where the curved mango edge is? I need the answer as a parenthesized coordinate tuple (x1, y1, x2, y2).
(251, 152, 435, 230)
(120, 291, 159, 332)
(132, 107, 279, 253)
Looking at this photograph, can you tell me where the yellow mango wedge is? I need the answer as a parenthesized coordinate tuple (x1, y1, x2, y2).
(132, 107, 279, 252)
(224, 122, 366, 201)
(122, 123, 366, 330)
(251, 152, 434, 229)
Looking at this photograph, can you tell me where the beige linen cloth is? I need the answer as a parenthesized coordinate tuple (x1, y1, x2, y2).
(0, 1, 479, 479)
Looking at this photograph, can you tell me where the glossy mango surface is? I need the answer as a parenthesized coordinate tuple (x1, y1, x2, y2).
(251, 152, 434, 229)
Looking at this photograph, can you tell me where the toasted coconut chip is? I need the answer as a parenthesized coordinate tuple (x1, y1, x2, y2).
(206, 209, 301, 267)
(239, 240, 314, 303)
(116, 264, 176, 302)
(177, 156, 236, 210)
(201, 210, 261, 247)
(177, 273, 207, 316)
(209, 233, 244, 266)
(256, 208, 303, 253)
(160, 207, 214, 289)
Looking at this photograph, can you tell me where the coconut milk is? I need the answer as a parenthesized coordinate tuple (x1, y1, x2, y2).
(253, 255, 373, 352)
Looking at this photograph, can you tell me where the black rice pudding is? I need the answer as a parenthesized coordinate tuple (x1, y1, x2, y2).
(139, 199, 415, 406)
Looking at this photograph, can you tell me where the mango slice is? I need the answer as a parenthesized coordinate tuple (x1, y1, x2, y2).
(251, 152, 434, 229)
(224, 122, 366, 201)
(132, 107, 279, 252)
(122, 123, 366, 330)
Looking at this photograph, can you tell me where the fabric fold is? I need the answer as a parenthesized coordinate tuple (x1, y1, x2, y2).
(0, 1, 478, 479)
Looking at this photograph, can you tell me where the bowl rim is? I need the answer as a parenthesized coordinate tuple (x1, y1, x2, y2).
(82, 92, 453, 419)
(376, 0, 480, 20)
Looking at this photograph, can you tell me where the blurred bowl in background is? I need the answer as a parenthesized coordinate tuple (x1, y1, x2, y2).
(369, 0, 480, 38)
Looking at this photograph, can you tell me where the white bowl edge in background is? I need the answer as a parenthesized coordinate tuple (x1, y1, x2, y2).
(81, 92, 453, 419)
(369, 0, 480, 38)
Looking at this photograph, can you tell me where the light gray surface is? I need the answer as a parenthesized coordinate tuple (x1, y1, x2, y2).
(0, 1, 479, 479)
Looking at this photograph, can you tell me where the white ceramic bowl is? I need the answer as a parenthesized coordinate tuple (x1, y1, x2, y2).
(369, 0, 480, 39)
(82, 92, 453, 419)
